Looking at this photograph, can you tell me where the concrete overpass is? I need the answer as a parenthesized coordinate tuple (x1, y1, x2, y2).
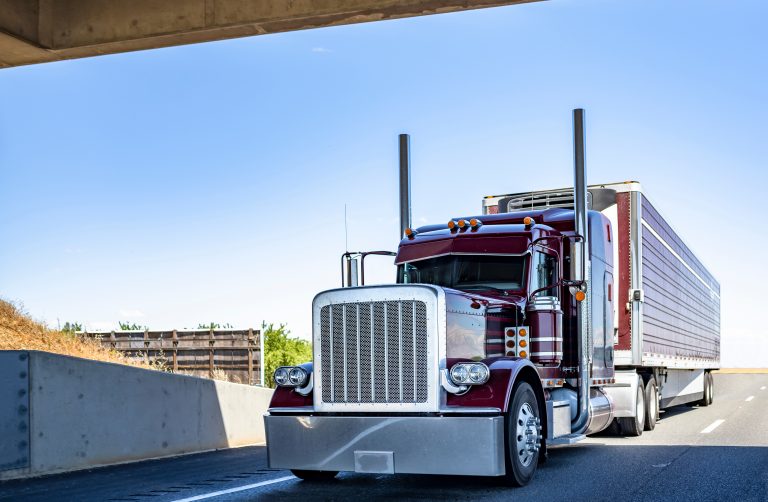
(0, 0, 541, 69)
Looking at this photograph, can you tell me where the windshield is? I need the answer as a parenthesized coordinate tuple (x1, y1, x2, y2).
(398, 255, 526, 292)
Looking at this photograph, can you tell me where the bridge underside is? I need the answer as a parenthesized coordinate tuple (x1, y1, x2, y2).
(0, 0, 540, 69)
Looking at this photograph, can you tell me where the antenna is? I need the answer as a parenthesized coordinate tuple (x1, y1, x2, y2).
(344, 203, 349, 252)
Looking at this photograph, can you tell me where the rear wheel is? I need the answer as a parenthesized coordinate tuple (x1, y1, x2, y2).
(503, 382, 542, 487)
(617, 375, 645, 436)
(644, 377, 658, 431)
(291, 470, 338, 481)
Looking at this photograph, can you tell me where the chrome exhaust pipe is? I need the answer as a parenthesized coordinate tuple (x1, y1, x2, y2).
(399, 134, 412, 239)
(571, 108, 591, 435)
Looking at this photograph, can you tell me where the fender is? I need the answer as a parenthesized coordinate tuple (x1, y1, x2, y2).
(446, 357, 544, 411)
(268, 362, 313, 409)
(446, 357, 547, 447)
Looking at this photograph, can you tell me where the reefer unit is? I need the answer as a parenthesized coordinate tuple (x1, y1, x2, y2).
(482, 181, 721, 370)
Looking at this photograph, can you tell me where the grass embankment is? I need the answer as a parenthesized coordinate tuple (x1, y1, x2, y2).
(0, 299, 139, 366)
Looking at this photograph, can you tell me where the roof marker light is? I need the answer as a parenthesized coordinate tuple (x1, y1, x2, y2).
(448, 220, 458, 231)
(457, 219, 468, 229)
(470, 218, 482, 229)
(404, 227, 417, 239)
(524, 216, 535, 227)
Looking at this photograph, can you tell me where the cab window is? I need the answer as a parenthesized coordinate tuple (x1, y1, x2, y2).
(530, 251, 558, 297)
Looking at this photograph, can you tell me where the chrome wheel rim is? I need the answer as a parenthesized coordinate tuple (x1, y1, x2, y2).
(649, 385, 658, 422)
(636, 385, 645, 430)
(515, 402, 540, 467)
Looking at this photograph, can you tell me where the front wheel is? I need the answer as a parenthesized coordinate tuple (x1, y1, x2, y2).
(503, 381, 542, 487)
(291, 470, 338, 481)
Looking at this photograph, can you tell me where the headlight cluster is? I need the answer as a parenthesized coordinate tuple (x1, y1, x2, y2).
(449, 362, 490, 386)
(274, 366, 309, 388)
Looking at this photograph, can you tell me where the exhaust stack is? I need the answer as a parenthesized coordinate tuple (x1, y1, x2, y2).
(571, 108, 591, 435)
(399, 134, 412, 239)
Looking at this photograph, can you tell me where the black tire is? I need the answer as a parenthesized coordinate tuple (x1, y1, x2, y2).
(644, 377, 658, 431)
(503, 381, 542, 487)
(698, 372, 712, 407)
(291, 470, 339, 481)
(707, 372, 714, 405)
(617, 375, 645, 436)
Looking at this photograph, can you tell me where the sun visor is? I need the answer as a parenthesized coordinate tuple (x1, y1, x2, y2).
(396, 235, 530, 264)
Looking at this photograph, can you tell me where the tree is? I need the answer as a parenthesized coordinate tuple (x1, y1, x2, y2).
(61, 321, 82, 333)
(263, 323, 312, 388)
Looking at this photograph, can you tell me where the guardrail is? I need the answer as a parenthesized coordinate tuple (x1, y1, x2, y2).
(81, 329, 262, 385)
(0, 350, 273, 480)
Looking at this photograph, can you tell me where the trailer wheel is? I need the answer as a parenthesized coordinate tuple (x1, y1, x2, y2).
(503, 381, 541, 487)
(644, 378, 658, 431)
(291, 470, 339, 481)
(617, 375, 645, 436)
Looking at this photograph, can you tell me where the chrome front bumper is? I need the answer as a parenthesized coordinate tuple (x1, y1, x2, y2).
(264, 414, 505, 476)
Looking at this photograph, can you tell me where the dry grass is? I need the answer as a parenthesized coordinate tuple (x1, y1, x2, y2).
(0, 298, 144, 368)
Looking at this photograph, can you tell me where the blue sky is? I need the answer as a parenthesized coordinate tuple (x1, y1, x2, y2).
(1, 0, 765, 366)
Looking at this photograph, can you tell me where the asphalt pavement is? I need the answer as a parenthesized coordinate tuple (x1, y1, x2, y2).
(2, 373, 766, 501)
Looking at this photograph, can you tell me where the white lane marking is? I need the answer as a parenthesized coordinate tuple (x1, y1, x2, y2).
(170, 475, 295, 502)
(746, 396, 755, 402)
(701, 419, 725, 434)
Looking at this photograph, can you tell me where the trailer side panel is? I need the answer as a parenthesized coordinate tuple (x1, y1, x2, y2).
(640, 196, 720, 367)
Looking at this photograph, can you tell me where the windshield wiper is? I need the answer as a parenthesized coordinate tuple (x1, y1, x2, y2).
(459, 285, 509, 296)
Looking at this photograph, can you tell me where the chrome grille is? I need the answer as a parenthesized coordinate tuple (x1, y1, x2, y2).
(320, 300, 428, 404)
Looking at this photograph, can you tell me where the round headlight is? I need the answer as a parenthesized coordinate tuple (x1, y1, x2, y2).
(274, 367, 290, 386)
(469, 363, 489, 384)
(450, 364, 469, 385)
(289, 367, 308, 387)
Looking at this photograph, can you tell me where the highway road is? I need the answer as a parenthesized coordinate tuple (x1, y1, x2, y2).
(2, 373, 766, 501)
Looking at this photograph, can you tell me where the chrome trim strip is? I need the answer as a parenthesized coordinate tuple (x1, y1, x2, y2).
(530, 337, 563, 342)
(531, 352, 563, 357)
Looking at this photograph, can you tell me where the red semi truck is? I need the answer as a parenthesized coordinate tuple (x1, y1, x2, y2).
(264, 110, 720, 486)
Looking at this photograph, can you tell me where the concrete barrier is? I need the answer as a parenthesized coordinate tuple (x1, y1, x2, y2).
(0, 350, 273, 480)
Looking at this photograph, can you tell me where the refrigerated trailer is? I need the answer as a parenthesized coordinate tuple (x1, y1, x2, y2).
(264, 110, 721, 486)
(482, 181, 720, 434)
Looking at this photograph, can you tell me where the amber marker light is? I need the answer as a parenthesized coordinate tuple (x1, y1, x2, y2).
(448, 220, 457, 231)
(457, 219, 468, 229)
(469, 218, 482, 229)
(506, 351, 515, 357)
(506, 340, 515, 348)
(519, 350, 528, 358)
(575, 290, 587, 302)
(523, 216, 535, 227)
(404, 228, 416, 239)
(518, 329, 527, 337)
(519, 339, 527, 348)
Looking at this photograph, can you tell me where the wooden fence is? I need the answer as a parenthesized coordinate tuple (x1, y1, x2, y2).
(82, 329, 262, 385)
